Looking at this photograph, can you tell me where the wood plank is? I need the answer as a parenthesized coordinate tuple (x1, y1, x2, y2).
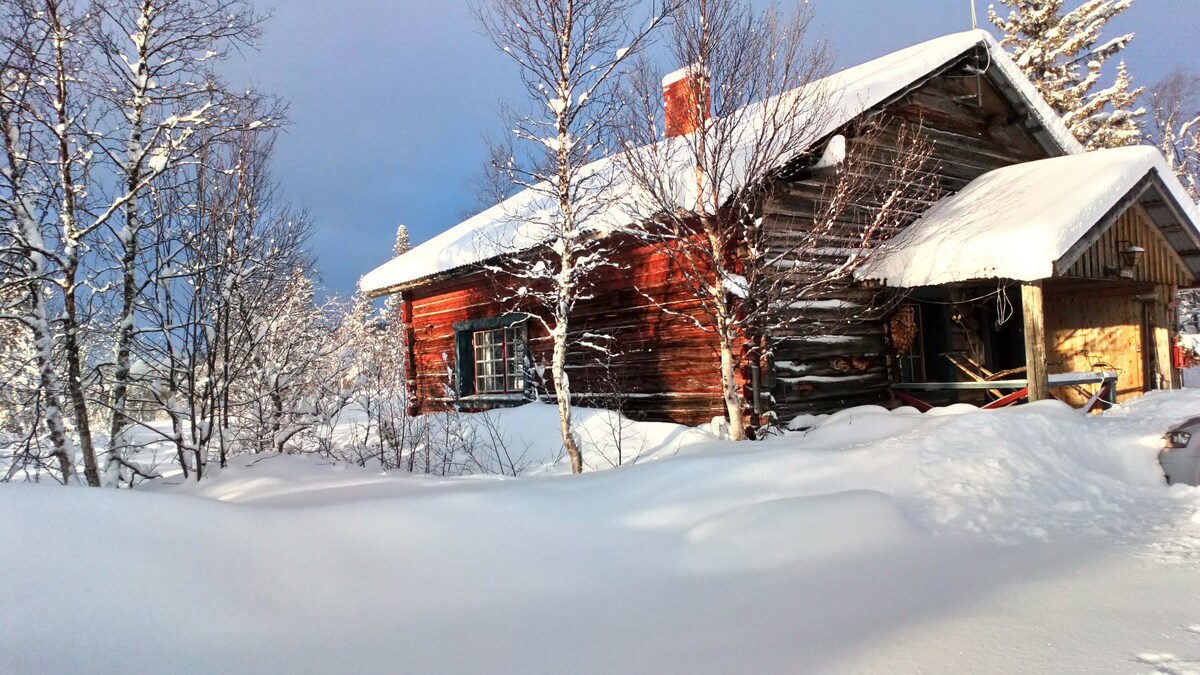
(1022, 282, 1050, 401)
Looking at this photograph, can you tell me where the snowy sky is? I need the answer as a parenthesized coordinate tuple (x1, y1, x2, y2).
(221, 0, 1199, 298)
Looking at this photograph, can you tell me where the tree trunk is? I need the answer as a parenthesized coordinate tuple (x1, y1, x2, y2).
(107, 169, 142, 481)
(219, 304, 232, 467)
(717, 319, 747, 440)
(63, 268, 100, 486)
(711, 270, 747, 440)
(49, 4, 98, 486)
(551, 329, 584, 473)
(9, 183, 75, 482)
(107, 3, 152, 484)
(29, 308, 76, 484)
(271, 387, 285, 453)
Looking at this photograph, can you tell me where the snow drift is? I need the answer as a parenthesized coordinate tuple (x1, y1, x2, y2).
(5, 393, 1200, 673)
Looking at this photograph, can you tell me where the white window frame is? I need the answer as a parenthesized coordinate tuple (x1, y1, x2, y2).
(472, 325, 526, 394)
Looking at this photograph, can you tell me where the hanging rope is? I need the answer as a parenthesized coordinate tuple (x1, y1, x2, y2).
(995, 281, 1015, 327)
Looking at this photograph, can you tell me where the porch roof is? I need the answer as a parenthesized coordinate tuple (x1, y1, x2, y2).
(856, 146, 1200, 288)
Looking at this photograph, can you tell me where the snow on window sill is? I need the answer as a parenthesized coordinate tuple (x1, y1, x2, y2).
(456, 393, 529, 403)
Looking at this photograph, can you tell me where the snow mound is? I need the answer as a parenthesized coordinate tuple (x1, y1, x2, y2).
(177, 395, 1200, 546)
(892, 401, 1172, 543)
(769, 397, 1197, 544)
(7, 393, 1200, 673)
(685, 490, 918, 573)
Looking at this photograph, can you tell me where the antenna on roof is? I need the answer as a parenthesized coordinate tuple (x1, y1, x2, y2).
(970, 0, 978, 29)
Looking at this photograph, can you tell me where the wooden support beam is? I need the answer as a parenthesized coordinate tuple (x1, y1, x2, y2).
(982, 387, 1030, 410)
(1022, 282, 1050, 401)
(891, 390, 934, 413)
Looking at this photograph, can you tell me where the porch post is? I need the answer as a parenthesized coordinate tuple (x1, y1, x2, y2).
(1022, 282, 1050, 401)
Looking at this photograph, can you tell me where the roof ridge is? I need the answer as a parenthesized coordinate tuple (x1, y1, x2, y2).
(361, 29, 1080, 295)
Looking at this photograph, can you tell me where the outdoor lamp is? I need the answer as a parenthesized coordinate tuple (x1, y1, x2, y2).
(1116, 240, 1145, 278)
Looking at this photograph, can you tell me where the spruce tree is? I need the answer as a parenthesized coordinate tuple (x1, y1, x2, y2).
(385, 225, 410, 338)
(393, 224, 411, 257)
(989, 0, 1144, 149)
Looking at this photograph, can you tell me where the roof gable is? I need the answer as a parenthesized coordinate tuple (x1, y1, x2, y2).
(1058, 201, 1193, 286)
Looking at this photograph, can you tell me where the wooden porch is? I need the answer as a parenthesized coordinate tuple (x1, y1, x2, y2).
(887, 202, 1191, 411)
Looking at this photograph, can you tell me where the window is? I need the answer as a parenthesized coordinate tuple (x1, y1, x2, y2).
(452, 314, 529, 397)
(473, 325, 526, 394)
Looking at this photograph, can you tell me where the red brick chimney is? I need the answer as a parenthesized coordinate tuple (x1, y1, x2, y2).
(663, 65, 710, 138)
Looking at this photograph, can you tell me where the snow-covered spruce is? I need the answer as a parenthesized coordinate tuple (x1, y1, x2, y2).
(989, 0, 1144, 150)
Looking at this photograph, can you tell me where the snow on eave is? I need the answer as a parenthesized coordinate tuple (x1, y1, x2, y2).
(358, 154, 631, 298)
(360, 29, 1081, 296)
(855, 146, 1200, 289)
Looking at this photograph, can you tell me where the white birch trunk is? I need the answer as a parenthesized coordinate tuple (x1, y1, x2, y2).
(48, 8, 100, 486)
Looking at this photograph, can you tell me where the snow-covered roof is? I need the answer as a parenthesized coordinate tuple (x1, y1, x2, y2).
(361, 29, 1081, 296)
(856, 146, 1200, 287)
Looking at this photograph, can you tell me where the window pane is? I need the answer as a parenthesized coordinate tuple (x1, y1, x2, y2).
(471, 324, 527, 393)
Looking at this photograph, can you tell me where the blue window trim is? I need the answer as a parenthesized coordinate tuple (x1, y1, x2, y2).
(452, 313, 529, 334)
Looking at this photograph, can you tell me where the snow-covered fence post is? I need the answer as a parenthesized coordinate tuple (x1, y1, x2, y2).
(1021, 282, 1050, 401)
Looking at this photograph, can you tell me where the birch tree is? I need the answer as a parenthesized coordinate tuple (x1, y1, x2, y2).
(343, 303, 410, 466)
(989, 0, 1143, 149)
(1, 0, 283, 485)
(132, 124, 319, 479)
(617, 0, 938, 439)
(0, 252, 45, 478)
(1147, 71, 1200, 201)
(87, 0, 273, 484)
(0, 0, 99, 484)
(338, 225, 415, 468)
(236, 268, 350, 455)
(474, 0, 674, 473)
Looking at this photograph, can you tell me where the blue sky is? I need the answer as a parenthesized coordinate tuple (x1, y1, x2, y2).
(222, 0, 1198, 297)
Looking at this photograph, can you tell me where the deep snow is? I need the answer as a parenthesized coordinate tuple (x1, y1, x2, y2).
(6, 393, 1200, 673)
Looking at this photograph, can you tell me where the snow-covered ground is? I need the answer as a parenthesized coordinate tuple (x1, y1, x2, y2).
(6, 393, 1200, 673)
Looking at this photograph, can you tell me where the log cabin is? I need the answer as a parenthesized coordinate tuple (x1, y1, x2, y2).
(360, 29, 1200, 429)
